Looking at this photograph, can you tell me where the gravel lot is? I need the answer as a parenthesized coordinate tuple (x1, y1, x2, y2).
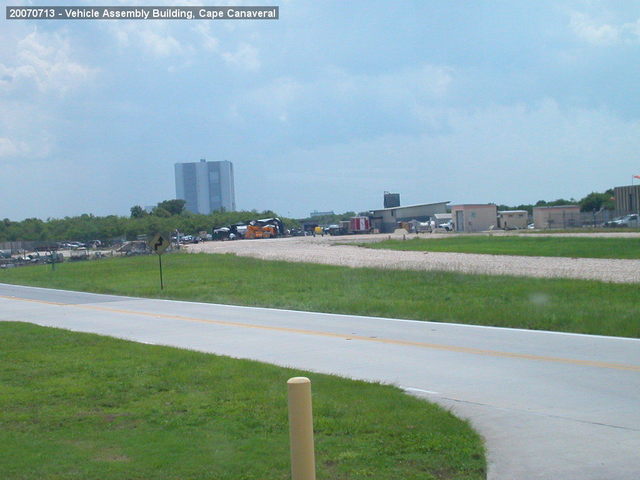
(185, 233, 640, 284)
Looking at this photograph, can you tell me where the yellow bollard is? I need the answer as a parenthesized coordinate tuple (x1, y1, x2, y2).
(287, 377, 316, 480)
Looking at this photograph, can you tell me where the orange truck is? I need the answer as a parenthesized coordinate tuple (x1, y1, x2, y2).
(243, 218, 285, 239)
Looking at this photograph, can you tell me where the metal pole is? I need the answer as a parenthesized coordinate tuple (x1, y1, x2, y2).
(287, 377, 316, 480)
(158, 254, 164, 290)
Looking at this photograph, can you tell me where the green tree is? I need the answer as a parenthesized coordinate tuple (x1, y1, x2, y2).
(298, 211, 357, 226)
(130, 205, 147, 218)
(156, 199, 186, 216)
(152, 207, 171, 218)
(579, 191, 615, 212)
(0, 209, 297, 243)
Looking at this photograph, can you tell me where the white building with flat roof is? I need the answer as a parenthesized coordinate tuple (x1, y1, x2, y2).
(175, 159, 236, 214)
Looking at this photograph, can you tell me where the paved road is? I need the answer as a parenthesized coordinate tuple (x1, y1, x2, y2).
(1, 283, 638, 479)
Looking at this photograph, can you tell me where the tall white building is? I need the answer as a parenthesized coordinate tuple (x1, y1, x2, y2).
(174, 159, 236, 214)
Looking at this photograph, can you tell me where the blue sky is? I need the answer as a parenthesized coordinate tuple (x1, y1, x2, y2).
(2, 0, 640, 220)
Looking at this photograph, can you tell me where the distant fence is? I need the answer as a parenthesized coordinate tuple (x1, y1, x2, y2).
(0, 239, 126, 254)
(580, 210, 615, 227)
(535, 210, 634, 229)
(0, 241, 57, 254)
(0, 241, 160, 270)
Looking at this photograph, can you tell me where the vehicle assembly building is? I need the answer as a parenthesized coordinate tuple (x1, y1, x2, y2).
(175, 159, 236, 214)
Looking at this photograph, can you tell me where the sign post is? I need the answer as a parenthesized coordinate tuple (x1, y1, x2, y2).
(148, 233, 170, 290)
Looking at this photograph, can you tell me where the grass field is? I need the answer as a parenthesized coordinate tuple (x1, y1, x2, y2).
(524, 228, 640, 234)
(0, 322, 485, 480)
(2, 253, 639, 338)
(364, 235, 640, 259)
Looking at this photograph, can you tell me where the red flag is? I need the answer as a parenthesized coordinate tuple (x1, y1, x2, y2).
(635, 175, 640, 179)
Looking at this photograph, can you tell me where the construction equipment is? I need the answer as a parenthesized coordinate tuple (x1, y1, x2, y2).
(245, 223, 274, 239)
(239, 218, 286, 240)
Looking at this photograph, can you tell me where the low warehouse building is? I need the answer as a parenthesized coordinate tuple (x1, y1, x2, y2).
(451, 204, 498, 233)
(370, 201, 449, 233)
(498, 210, 529, 230)
(613, 185, 640, 215)
(533, 205, 581, 229)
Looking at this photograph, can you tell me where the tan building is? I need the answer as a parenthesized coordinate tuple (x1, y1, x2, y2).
(451, 204, 498, 232)
(533, 205, 580, 229)
(613, 185, 640, 215)
(498, 210, 528, 230)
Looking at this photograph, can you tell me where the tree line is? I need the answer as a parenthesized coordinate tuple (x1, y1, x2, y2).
(0, 199, 299, 243)
(0, 190, 617, 242)
(497, 190, 615, 214)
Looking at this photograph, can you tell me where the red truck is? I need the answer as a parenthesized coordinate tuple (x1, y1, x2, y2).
(349, 216, 371, 234)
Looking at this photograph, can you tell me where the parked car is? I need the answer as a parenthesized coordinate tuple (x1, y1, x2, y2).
(604, 214, 639, 228)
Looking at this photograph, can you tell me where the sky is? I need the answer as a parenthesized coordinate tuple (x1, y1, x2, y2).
(1, 0, 640, 220)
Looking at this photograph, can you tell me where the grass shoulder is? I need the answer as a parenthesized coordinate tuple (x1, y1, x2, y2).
(524, 228, 640, 234)
(362, 235, 640, 259)
(2, 253, 639, 338)
(0, 322, 485, 480)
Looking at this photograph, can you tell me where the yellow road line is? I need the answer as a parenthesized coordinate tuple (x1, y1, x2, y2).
(0, 295, 68, 306)
(2, 294, 639, 372)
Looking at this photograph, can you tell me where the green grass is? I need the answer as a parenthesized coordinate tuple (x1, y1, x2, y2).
(364, 235, 640, 259)
(524, 228, 640, 234)
(0, 322, 485, 480)
(2, 253, 639, 338)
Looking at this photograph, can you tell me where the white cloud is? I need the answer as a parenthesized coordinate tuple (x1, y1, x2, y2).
(222, 43, 261, 70)
(106, 22, 185, 57)
(193, 23, 219, 52)
(139, 29, 183, 57)
(570, 12, 640, 46)
(0, 137, 22, 157)
(229, 64, 453, 126)
(0, 122, 55, 160)
(319, 64, 453, 103)
(227, 76, 301, 124)
(259, 100, 640, 214)
(0, 30, 97, 95)
(0, 29, 91, 161)
(103, 17, 259, 69)
(372, 64, 453, 100)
